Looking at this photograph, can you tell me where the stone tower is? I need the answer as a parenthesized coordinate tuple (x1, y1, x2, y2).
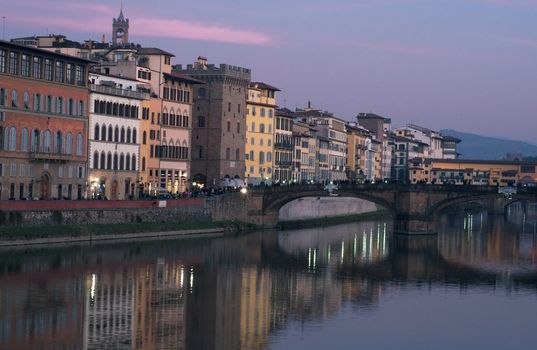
(112, 5, 129, 45)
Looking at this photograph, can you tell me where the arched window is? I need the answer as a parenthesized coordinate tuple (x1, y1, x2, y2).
(106, 101, 112, 115)
(259, 123, 265, 133)
(34, 93, 41, 111)
(0, 88, 5, 106)
(126, 127, 131, 143)
(108, 125, 113, 141)
(23, 91, 30, 109)
(94, 124, 100, 140)
(119, 153, 125, 170)
(131, 155, 136, 171)
(162, 140, 168, 158)
(101, 151, 106, 169)
(119, 104, 124, 117)
(113, 153, 118, 170)
(8, 127, 17, 151)
(76, 133, 83, 156)
(259, 151, 265, 164)
(141, 157, 146, 171)
(2, 128, 7, 150)
(132, 128, 137, 144)
(11, 90, 18, 108)
(31, 129, 39, 152)
(106, 152, 111, 169)
(56, 96, 63, 114)
(99, 100, 105, 114)
(120, 127, 125, 143)
(267, 151, 272, 162)
(20, 128, 28, 151)
(65, 133, 72, 154)
(94, 99, 99, 114)
(197, 116, 205, 128)
(43, 130, 52, 153)
(101, 124, 106, 141)
(114, 126, 119, 142)
(54, 131, 62, 153)
(93, 151, 99, 169)
(125, 153, 130, 170)
(184, 115, 189, 128)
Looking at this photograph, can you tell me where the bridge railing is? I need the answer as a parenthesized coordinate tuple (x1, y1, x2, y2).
(248, 183, 523, 195)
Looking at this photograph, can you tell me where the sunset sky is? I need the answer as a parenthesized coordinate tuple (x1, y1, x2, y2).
(3, 0, 536, 142)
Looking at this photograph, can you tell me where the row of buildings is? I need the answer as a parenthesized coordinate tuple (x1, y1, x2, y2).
(1, 8, 536, 200)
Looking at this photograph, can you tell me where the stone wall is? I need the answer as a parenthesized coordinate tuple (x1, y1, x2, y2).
(278, 197, 380, 222)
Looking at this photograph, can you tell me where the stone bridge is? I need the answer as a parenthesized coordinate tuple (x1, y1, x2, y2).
(213, 184, 537, 235)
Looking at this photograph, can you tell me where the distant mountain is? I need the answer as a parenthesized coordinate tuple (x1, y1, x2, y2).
(440, 129, 537, 160)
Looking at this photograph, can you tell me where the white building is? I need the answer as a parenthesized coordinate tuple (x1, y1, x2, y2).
(88, 72, 149, 199)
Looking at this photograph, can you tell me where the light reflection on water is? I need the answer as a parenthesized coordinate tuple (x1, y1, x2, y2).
(0, 204, 536, 350)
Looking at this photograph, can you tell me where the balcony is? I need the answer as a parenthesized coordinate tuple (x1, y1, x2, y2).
(89, 84, 150, 100)
(274, 142, 293, 150)
(275, 160, 293, 168)
(30, 151, 73, 162)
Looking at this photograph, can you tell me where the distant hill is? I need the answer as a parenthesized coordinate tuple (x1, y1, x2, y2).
(440, 129, 537, 160)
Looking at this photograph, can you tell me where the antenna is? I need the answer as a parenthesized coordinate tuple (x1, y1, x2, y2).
(2, 16, 5, 40)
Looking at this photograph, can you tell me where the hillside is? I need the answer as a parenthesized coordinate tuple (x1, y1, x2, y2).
(440, 130, 537, 160)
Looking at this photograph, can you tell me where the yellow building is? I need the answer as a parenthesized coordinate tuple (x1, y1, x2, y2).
(346, 123, 371, 182)
(245, 82, 279, 185)
(409, 158, 537, 186)
(139, 97, 162, 196)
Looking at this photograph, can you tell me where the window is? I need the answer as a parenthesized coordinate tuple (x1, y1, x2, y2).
(251, 122, 255, 132)
(21, 54, 30, 77)
(32, 94, 41, 111)
(9, 52, 19, 75)
(268, 109, 273, 118)
(227, 121, 231, 132)
(237, 122, 240, 133)
(78, 100, 84, 116)
(259, 124, 265, 133)
(108, 125, 113, 141)
(44, 59, 52, 80)
(65, 133, 72, 154)
(198, 87, 206, 98)
(94, 124, 100, 140)
(93, 152, 99, 169)
(260, 108, 265, 117)
(46, 95, 53, 113)
(76, 133, 83, 156)
(66, 63, 74, 84)
(56, 97, 63, 114)
(226, 147, 230, 160)
(142, 157, 146, 171)
(54, 131, 62, 154)
(196, 145, 204, 159)
(20, 128, 28, 152)
(22, 91, 29, 109)
(132, 128, 137, 143)
(252, 107, 256, 116)
(6, 127, 17, 151)
(131, 155, 136, 170)
(68, 98, 74, 115)
(33, 57, 42, 79)
(106, 152, 111, 169)
(235, 148, 240, 161)
(0, 49, 5, 73)
(11, 90, 18, 107)
(75, 65, 84, 86)
(0, 88, 5, 106)
(55, 61, 64, 82)
(228, 102, 231, 112)
(259, 151, 265, 164)
(267, 152, 272, 162)
(142, 131, 147, 145)
(238, 104, 241, 113)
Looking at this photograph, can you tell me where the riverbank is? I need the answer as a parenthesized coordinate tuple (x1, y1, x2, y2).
(0, 220, 257, 247)
(278, 210, 392, 230)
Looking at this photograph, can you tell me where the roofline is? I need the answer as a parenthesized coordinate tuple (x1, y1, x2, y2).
(0, 40, 95, 64)
(164, 72, 205, 85)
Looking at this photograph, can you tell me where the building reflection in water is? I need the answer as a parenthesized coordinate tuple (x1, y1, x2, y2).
(0, 205, 536, 350)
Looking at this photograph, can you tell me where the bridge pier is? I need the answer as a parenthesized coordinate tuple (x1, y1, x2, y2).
(394, 215, 437, 235)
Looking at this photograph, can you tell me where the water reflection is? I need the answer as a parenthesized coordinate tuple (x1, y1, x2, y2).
(0, 205, 537, 350)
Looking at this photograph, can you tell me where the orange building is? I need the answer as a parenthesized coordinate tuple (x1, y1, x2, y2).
(0, 41, 90, 200)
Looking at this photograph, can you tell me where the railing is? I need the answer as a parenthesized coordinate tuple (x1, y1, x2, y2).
(89, 84, 150, 100)
(274, 142, 293, 149)
(275, 160, 293, 167)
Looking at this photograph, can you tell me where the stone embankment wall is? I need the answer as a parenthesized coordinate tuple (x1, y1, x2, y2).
(0, 198, 211, 228)
(278, 197, 380, 222)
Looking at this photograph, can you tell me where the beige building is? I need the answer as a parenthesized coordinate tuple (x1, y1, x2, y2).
(292, 121, 317, 183)
(245, 82, 279, 185)
(274, 108, 294, 183)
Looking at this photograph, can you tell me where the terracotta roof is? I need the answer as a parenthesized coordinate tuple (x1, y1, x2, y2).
(249, 82, 280, 91)
(138, 47, 175, 57)
(0, 40, 94, 63)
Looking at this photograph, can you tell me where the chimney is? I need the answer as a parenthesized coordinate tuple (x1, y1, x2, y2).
(196, 56, 208, 68)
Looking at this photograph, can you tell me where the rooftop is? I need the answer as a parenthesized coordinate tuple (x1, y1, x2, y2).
(0, 40, 94, 64)
(249, 82, 280, 91)
(138, 47, 175, 57)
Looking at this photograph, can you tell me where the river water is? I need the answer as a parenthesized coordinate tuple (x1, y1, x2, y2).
(1, 204, 537, 350)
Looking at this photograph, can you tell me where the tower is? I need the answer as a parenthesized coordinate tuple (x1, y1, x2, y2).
(112, 5, 129, 45)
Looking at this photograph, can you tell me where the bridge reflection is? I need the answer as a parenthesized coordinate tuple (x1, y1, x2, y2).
(0, 211, 536, 350)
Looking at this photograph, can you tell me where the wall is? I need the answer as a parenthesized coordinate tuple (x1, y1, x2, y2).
(278, 197, 380, 222)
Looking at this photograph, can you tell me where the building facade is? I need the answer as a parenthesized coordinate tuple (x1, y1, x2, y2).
(273, 108, 294, 183)
(177, 57, 251, 187)
(245, 82, 279, 185)
(88, 72, 147, 199)
(0, 41, 90, 200)
(292, 120, 317, 183)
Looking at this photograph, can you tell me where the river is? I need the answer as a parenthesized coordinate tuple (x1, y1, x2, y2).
(0, 203, 536, 350)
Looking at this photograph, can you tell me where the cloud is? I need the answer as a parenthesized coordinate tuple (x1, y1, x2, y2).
(5, 2, 273, 46)
(131, 18, 273, 46)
